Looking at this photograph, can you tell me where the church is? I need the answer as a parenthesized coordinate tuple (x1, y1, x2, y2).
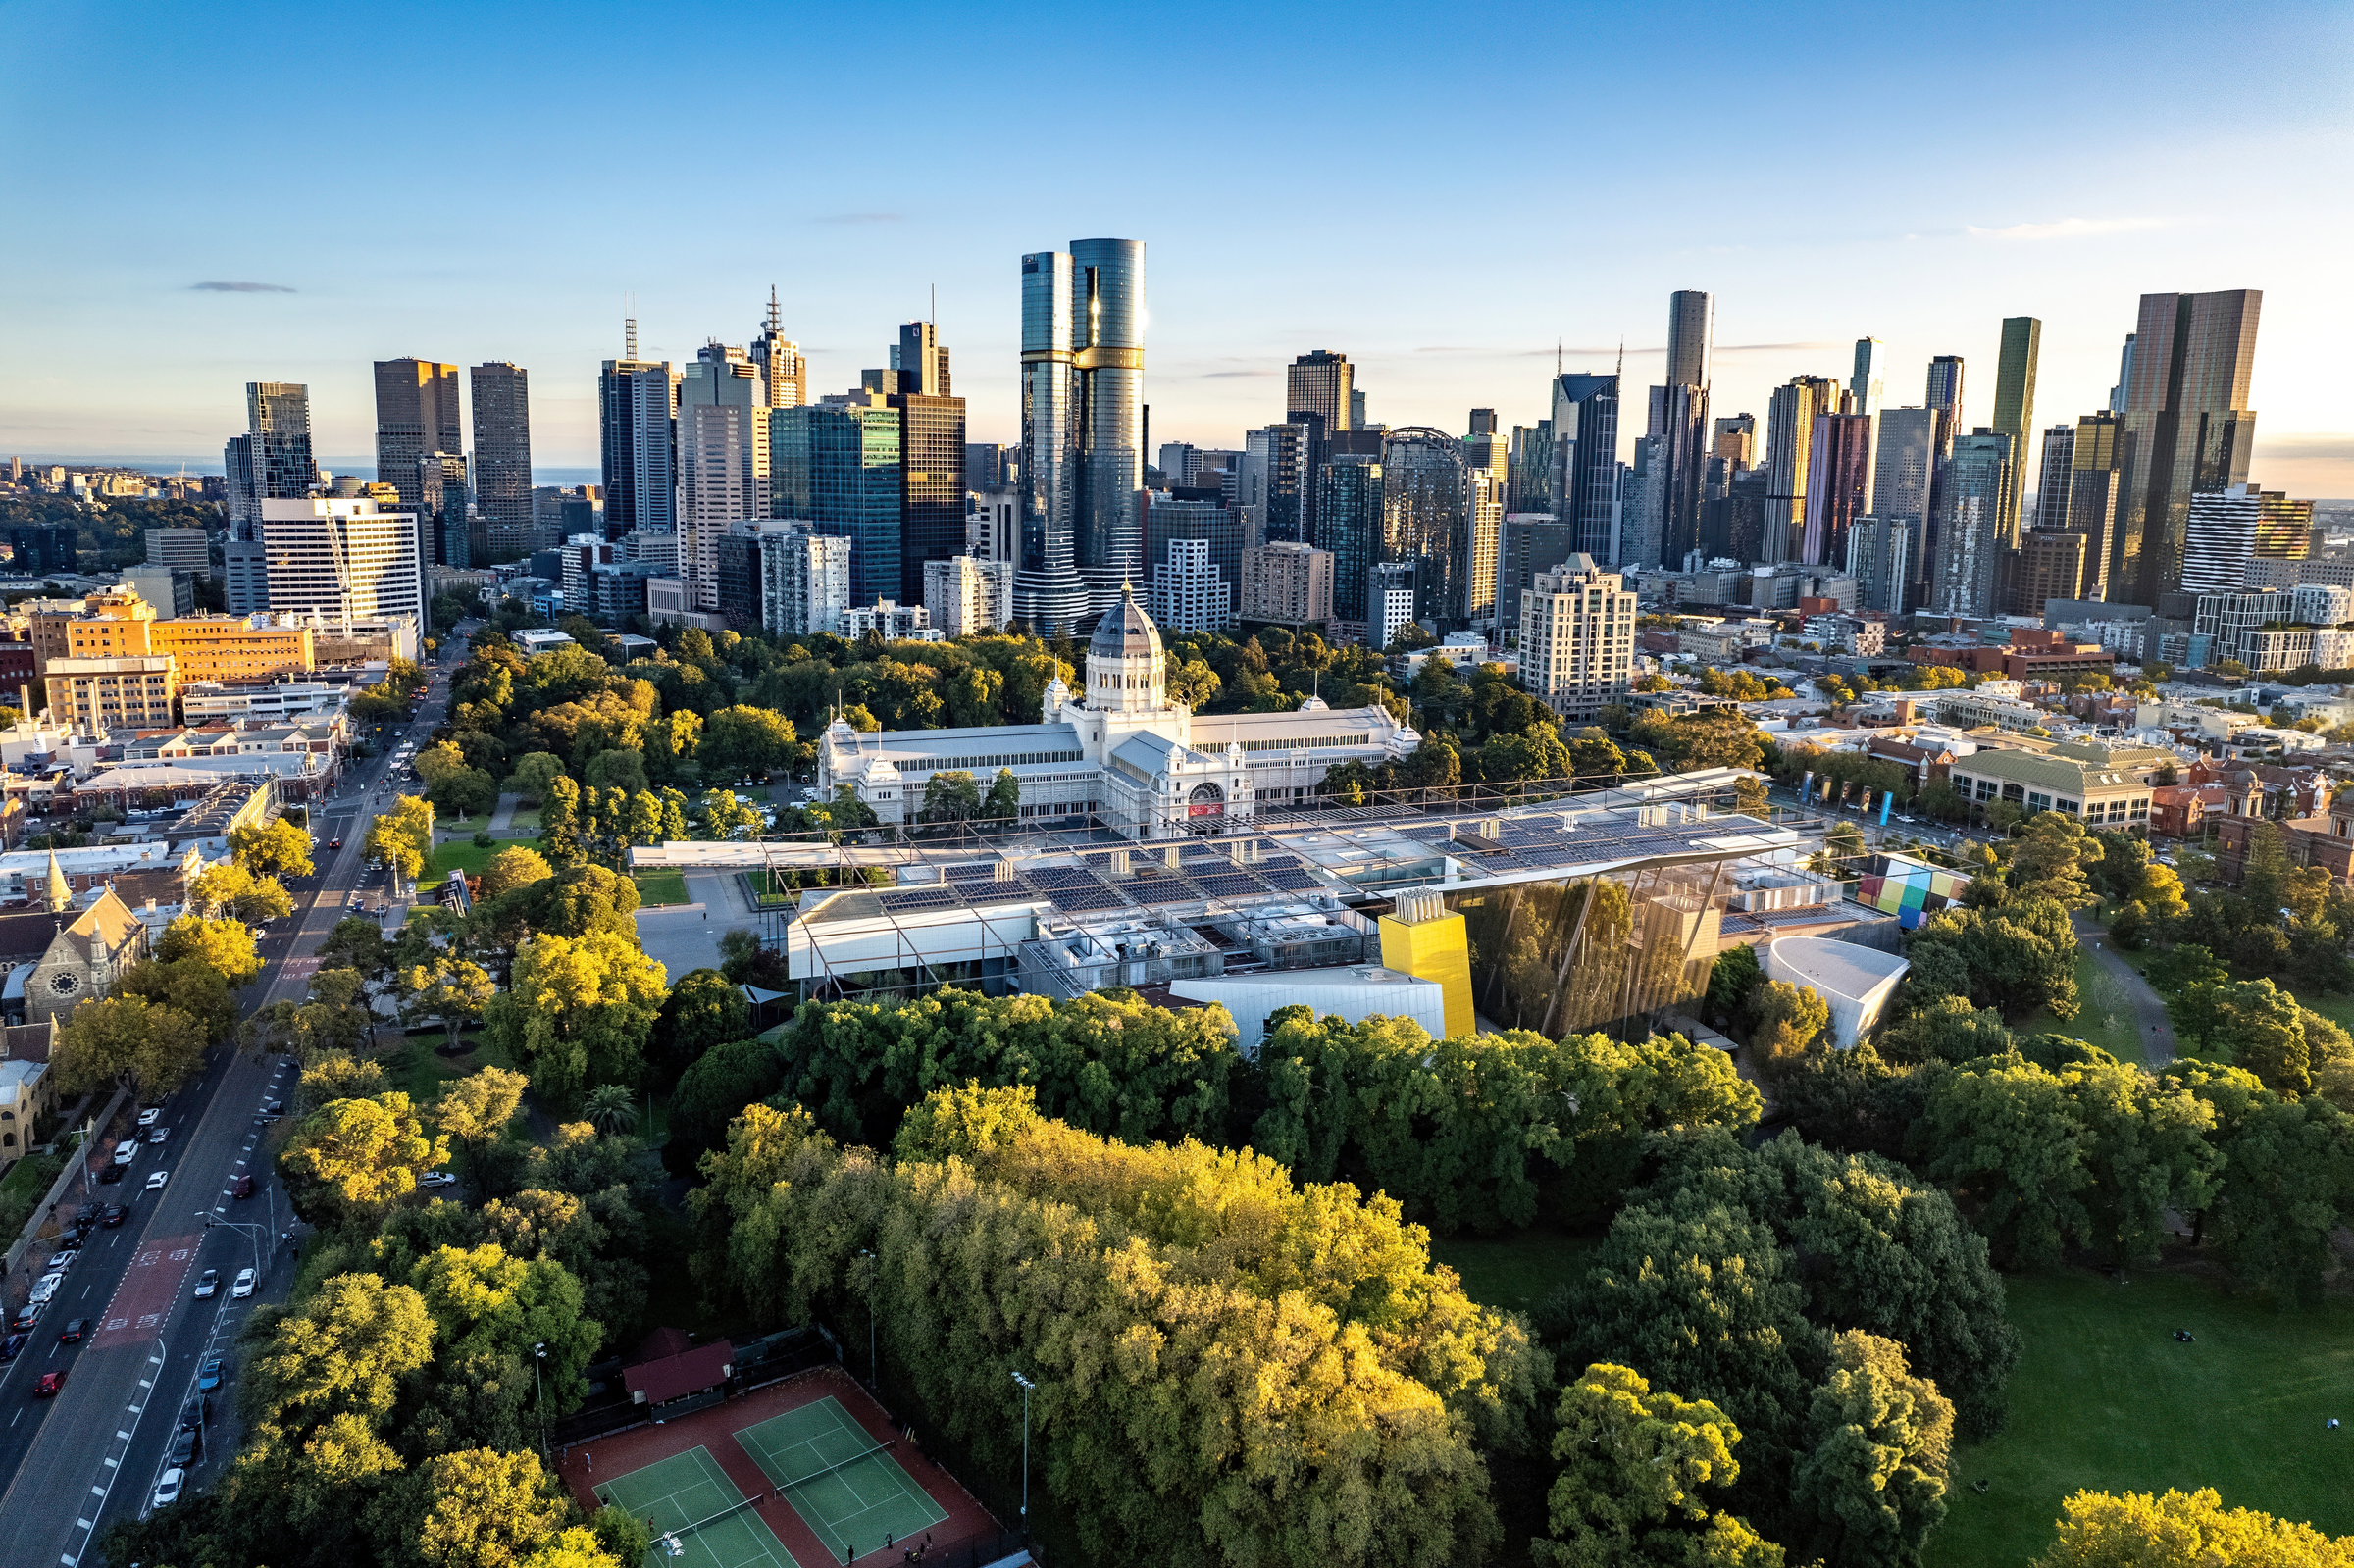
(818, 584, 1421, 839)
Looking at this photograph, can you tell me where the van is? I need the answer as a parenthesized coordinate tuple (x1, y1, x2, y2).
(113, 1138, 138, 1166)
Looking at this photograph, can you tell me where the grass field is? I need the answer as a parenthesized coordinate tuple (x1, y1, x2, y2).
(2015, 950, 2148, 1063)
(506, 805, 543, 832)
(1927, 1267, 2354, 1568)
(1427, 1227, 1597, 1318)
(379, 1034, 519, 1106)
(635, 868, 691, 906)
(422, 837, 500, 889)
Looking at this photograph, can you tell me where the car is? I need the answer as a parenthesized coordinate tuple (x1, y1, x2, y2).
(33, 1370, 65, 1397)
(58, 1318, 89, 1343)
(418, 1170, 457, 1189)
(152, 1469, 184, 1509)
(166, 1425, 199, 1465)
(44, 1250, 75, 1271)
(29, 1273, 62, 1306)
(113, 1138, 139, 1165)
(146, 1169, 169, 1190)
(148, 1124, 170, 1145)
(197, 1355, 225, 1391)
(178, 1393, 207, 1430)
(55, 1233, 83, 1252)
(0, 1333, 25, 1362)
(9, 1305, 38, 1333)
(230, 1268, 256, 1299)
(98, 1164, 125, 1185)
(231, 1173, 254, 1198)
(192, 1269, 219, 1300)
(101, 1203, 128, 1226)
(329, 837, 343, 850)
(261, 1099, 283, 1116)
(137, 1107, 162, 1128)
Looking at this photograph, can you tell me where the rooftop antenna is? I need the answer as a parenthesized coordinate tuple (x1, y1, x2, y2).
(1616, 339, 1624, 379)
(625, 293, 638, 360)
(930, 283, 936, 328)
(766, 284, 781, 335)
(1556, 339, 1562, 377)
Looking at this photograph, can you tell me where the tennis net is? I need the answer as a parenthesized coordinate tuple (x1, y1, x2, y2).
(665, 1490, 769, 1550)
(776, 1439, 896, 1494)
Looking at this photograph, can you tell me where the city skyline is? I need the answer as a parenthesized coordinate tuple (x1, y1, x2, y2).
(1, 1, 2345, 495)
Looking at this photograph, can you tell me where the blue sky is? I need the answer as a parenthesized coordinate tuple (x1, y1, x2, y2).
(4, 0, 2350, 494)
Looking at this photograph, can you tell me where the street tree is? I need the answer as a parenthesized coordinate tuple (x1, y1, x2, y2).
(189, 860, 296, 924)
(507, 751, 568, 804)
(53, 994, 207, 1099)
(156, 913, 264, 987)
(478, 845, 554, 902)
(435, 1066, 530, 1171)
(700, 706, 798, 781)
(230, 817, 316, 880)
(415, 740, 468, 786)
(414, 1447, 571, 1568)
(245, 1270, 435, 1434)
(369, 795, 437, 882)
(279, 1090, 450, 1223)
(403, 957, 499, 1047)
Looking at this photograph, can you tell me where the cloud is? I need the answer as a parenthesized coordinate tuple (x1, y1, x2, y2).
(1716, 341, 1841, 355)
(1964, 217, 2170, 241)
(192, 280, 295, 293)
(818, 211, 902, 225)
(1199, 369, 1276, 379)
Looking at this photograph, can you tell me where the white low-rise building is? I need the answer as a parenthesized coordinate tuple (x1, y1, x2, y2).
(1764, 936, 1908, 1049)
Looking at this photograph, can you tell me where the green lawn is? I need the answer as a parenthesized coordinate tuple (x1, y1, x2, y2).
(634, 868, 691, 907)
(1928, 1267, 2354, 1568)
(505, 805, 542, 832)
(378, 1033, 518, 1106)
(1427, 1227, 1598, 1318)
(2016, 950, 2147, 1063)
(422, 838, 500, 889)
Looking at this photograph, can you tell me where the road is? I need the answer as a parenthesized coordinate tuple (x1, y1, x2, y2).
(0, 647, 456, 1568)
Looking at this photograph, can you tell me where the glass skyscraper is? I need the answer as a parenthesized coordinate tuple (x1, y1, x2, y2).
(470, 362, 533, 552)
(1550, 373, 1621, 564)
(1991, 317, 2042, 548)
(771, 400, 904, 609)
(1928, 430, 2014, 618)
(246, 381, 316, 503)
(1381, 428, 1470, 630)
(372, 359, 462, 517)
(599, 336, 677, 542)
(2112, 289, 2262, 606)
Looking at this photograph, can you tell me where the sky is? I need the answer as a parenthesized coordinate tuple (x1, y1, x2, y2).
(3, 0, 2351, 495)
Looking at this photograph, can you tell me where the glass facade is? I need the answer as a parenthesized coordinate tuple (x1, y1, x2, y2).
(371, 360, 462, 519)
(773, 403, 902, 609)
(599, 358, 676, 538)
(2113, 289, 2262, 605)
(1381, 428, 1470, 630)
(1319, 455, 1382, 624)
(470, 362, 533, 546)
(1800, 412, 1874, 568)
(1551, 374, 1621, 563)
(1016, 249, 1088, 632)
(1928, 431, 2014, 617)
(891, 391, 968, 606)
(245, 382, 315, 502)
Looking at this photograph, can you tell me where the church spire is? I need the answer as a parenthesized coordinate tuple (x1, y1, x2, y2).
(45, 849, 70, 913)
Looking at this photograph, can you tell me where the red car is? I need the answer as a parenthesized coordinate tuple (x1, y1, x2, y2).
(33, 1370, 64, 1397)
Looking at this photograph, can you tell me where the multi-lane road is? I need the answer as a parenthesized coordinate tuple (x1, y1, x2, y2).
(0, 652, 455, 1568)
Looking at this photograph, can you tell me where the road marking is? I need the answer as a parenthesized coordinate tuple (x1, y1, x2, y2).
(89, 1486, 104, 1496)
(148, 1355, 162, 1365)
(102, 1457, 116, 1468)
(138, 1379, 151, 1389)
(127, 1405, 140, 1414)
(117, 1430, 130, 1440)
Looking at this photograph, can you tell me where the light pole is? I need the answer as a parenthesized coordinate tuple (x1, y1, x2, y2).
(1010, 1371, 1033, 1532)
(856, 1248, 877, 1387)
(534, 1341, 548, 1457)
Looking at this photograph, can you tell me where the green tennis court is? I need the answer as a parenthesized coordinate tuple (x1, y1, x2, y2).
(593, 1445, 804, 1568)
(734, 1397, 948, 1563)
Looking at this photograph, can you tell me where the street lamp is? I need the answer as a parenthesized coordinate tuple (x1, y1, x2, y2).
(857, 1248, 876, 1388)
(534, 1342, 548, 1457)
(1010, 1371, 1034, 1531)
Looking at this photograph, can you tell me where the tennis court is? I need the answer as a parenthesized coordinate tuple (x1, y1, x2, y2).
(735, 1397, 948, 1563)
(593, 1445, 803, 1568)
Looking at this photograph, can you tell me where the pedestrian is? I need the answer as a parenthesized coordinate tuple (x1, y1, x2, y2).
(586, 1451, 592, 1473)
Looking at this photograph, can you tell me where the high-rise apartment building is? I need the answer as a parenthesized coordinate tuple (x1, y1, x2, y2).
(2034, 424, 2076, 531)
(1551, 373, 1622, 565)
(470, 363, 532, 551)
(1149, 537, 1230, 633)
(144, 529, 211, 582)
(1015, 240, 1145, 632)
(599, 329, 678, 541)
(1468, 469, 1504, 625)
(1800, 412, 1874, 568)
(1846, 514, 1911, 615)
(966, 443, 1016, 491)
(1239, 541, 1333, 630)
(2113, 289, 2262, 605)
(1370, 561, 1418, 651)
(246, 382, 317, 504)
(1850, 338, 1887, 416)
(1499, 514, 1579, 639)
(372, 360, 462, 519)
(1924, 356, 1966, 440)
(259, 497, 425, 629)
(886, 322, 967, 606)
(1927, 430, 2014, 617)
(753, 287, 806, 410)
(1520, 554, 1635, 723)
(754, 522, 852, 637)
(1764, 376, 1838, 563)
(1991, 318, 2042, 545)
(1317, 451, 1383, 630)
(2181, 483, 2313, 598)
(1142, 492, 1245, 623)
(2059, 412, 2124, 600)
(924, 554, 1013, 636)
(1381, 428, 1471, 630)
(677, 344, 767, 610)
(2011, 530, 2089, 615)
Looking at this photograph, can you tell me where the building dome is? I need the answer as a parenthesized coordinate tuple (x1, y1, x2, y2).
(1089, 581, 1162, 662)
(1085, 582, 1167, 714)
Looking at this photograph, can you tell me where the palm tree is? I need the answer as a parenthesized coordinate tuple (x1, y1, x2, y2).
(583, 1084, 640, 1137)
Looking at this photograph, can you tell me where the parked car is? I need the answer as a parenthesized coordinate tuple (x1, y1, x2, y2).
(113, 1138, 138, 1165)
(261, 1099, 283, 1116)
(418, 1170, 457, 1189)
(192, 1269, 219, 1300)
(137, 1107, 162, 1128)
(9, 1306, 37, 1333)
(231, 1173, 254, 1198)
(197, 1355, 225, 1391)
(152, 1469, 184, 1508)
(166, 1425, 199, 1465)
(33, 1370, 65, 1397)
(98, 1164, 124, 1185)
(58, 1318, 88, 1343)
(147, 1125, 170, 1145)
(100, 1203, 128, 1226)
(178, 1393, 207, 1429)
(230, 1268, 256, 1299)
(0, 1333, 25, 1362)
(146, 1170, 170, 1190)
(43, 1251, 75, 1271)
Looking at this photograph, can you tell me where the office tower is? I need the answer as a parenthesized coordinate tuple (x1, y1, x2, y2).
(372, 360, 462, 518)
(1149, 538, 1231, 633)
(1381, 428, 1470, 629)
(1701, 468, 1768, 565)
(1240, 541, 1334, 630)
(1463, 408, 1508, 477)
(1847, 514, 1911, 615)
(144, 528, 211, 582)
(1467, 469, 1503, 624)
(600, 326, 678, 541)
(222, 433, 260, 537)
(1665, 290, 1712, 389)
(1499, 514, 1579, 639)
(469, 363, 532, 551)
(966, 443, 1015, 491)
(260, 496, 424, 628)
(1551, 374, 1622, 564)
(1350, 388, 1368, 431)
(1318, 451, 1383, 630)
(753, 287, 806, 409)
(1800, 411, 1874, 567)
(1763, 376, 1837, 562)
(417, 451, 471, 568)
(1370, 560, 1417, 649)
(1142, 492, 1245, 623)
(1156, 443, 1201, 486)
(1241, 423, 1311, 545)
(1712, 414, 1757, 470)
(1868, 406, 1942, 606)
(1618, 436, 1664, 573)
(1924, 356, 1966, 440)
(2061, 412, 2124, 599)
(247, 382, 317, 502)
(771, 398, 903, 608)
(2108, 335, 2135, 416)
(677, 343, 766, 609)
(969, 485, 1019, 564)
(1991, 318, 2041, 544)
(2012, 531, 2088, 614)
(1928, 430, 2014, 617)
(892, 321, 952, 397)
(885, 322, 968, 605)
(1510, 422, 1554, 514)
(1520, 554, 1635, 722)
(1016, 240, 1144, 632)
(1850, 338, 1887, 416)
(2034, 424, 2076, 531)
(1287, 350, 1353, 434)
(2113, 289, 2263, 606)
(2181, 483, 2313, 597)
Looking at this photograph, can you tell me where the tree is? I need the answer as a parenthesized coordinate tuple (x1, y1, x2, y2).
(700, 706, 798, 781)
(245, 1270, 435, 1434)
(435, 1066, 530, 1171)
(1920, 1057, 2090, 1268)
(2184, 978, 2312, 1095)
(1533, 1362, 1782, 1568)
(315, 916, 393, 984)
(409, 1241, 601, 1420)
(230, 817, 315, 880)
(119, 955, 241, 1042)
(508, 751, 568, 804)
(414, 1448, 569, 1568)
(1787, 1333, 1953, 1568)
(416, 740, 469, 786)
(403, 957, 499, 1047)
(584, 1083, 640, 1136)
(479, 845, 554, 902)
(431, 766, 500, 821)
(1706, 943, 1763, 1025)
(369, 795, 437, 882)
(583, 747, 649, 797)
(666, 1035, 787, 1169)
(540, 776, 584, 867)
(920, 769, 983, 825)
(984, 768, 1021, 824)
(2008, 814, 2099, 908)
(698, 788, 766, 840)
(648, 968, 751, 1089)
(1878, 994, 2013, 1065)
(484, 928, 669, 1109)
(53, 994, 207, 1099)
(1734, 775, 1769, 815)
(2033, 1488, 2354, 1567)
(1750, 980, 1831, 1074)
(155, 914, 264, 986)
(188, 859, 296, 923)
(279, 1090, 449, 1223)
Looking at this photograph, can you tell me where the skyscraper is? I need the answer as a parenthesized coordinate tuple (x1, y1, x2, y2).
(1381, 428, 1470, 630)
(599, 323, 677, 542)
(677, 343, 766, 610)
(1016, 240, 1144, 632)
(2062, 412, 2124, 600)
(888, 322, 967, 606)
(1763, 376, 1837, 562)
(1800, 411, 1874, 568)
(2112, 289, 2262, 606)
(1664, 290, 1712, 389)
(470, 362, 532, 553)
(2181, 483, 2311, 598)
(1552, 373, 1622, 564)
(1286, 350, 1353, 433)
(1654, 291, 1713, 570)
(246, 382, 316, 503)
(2033, 424, 2076, 532)
(771, 398, 902, 607)
(1991, 318, 2042, 544)
(1318, 451, 1383, 632)
(753, 287, 806, 410)
(1711, 414, 1757, 470)
(1849, 338, 1887, 416)
(1847, 515, 1910, 615)
(1241, 423, 1312, 545)
(1928, 430, 2014, 617)
(372, 360, 462, 518)
(1921, 355, 1965, 594)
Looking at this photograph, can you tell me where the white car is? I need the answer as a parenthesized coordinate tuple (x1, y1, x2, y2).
(43, 1251, 76, 1273)
(151, 1468, 184, 1508)
(230, 1268, 256, 1299)
(137, 1107, 162, 1128)
(145, 1170, 169, 1190)
(418, 1170, 457, 1189)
